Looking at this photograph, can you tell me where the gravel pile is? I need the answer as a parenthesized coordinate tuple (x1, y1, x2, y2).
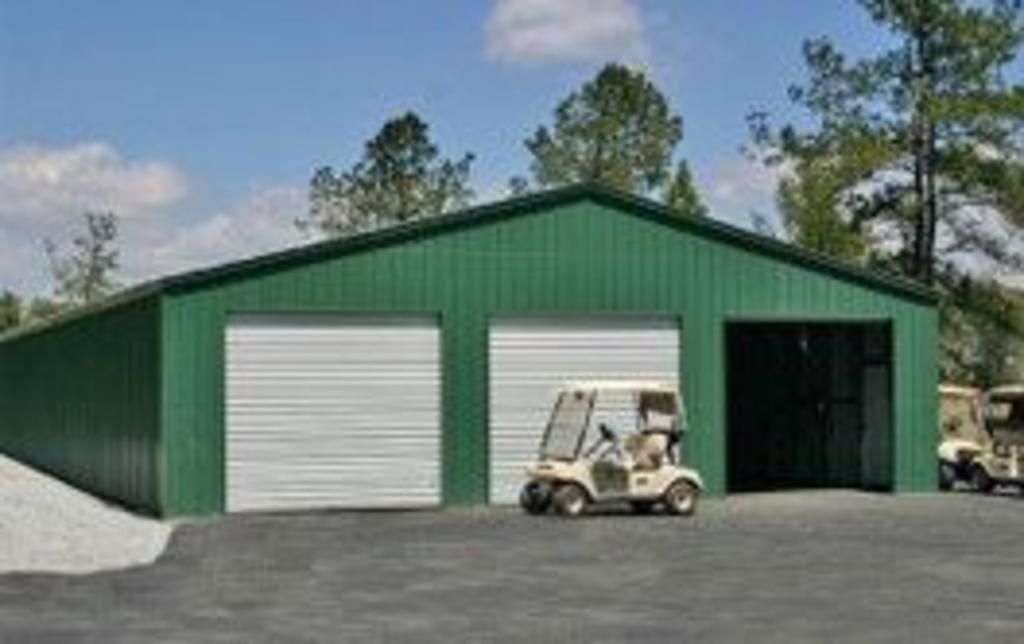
(0, 455, 171, 574)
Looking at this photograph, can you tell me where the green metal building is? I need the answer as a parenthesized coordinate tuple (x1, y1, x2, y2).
(0, 184, 938, 517)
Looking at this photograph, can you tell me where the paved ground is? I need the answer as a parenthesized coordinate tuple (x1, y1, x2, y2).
(2, 491, 1024, 643)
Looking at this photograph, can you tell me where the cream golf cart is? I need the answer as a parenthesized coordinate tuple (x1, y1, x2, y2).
(519, 381, 704, 517)
(937, 384, 987, 490)
(967, 385, 1024, 494)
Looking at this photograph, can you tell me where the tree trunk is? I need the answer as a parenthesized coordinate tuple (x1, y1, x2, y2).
(912, 116, 927, 281)
(922, 119, 939, 286)
(911, 21, 938, 286)
(590, 136, 605, 183)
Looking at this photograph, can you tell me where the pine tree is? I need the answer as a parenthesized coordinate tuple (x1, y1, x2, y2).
(751, 0, 1024, 284)
(304, 112, 474, 237)
(522, 63, 706, 216)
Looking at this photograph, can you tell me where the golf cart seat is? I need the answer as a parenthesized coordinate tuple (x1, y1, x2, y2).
(625, 432, 669, 471)
(626, 407, 679, 470)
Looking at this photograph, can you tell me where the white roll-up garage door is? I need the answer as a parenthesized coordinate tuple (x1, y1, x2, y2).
(226, 314, 441, 512)
(489, 319, 680, 503)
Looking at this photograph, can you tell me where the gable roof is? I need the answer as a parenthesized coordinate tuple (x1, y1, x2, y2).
(156, 181, 937, 301)
(0, 183, 937, 344)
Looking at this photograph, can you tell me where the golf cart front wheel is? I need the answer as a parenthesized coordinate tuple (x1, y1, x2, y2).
(552, 484, 588, 517)
(519, 481, 552, 515)
(664, 480, 699, 516)
(970, 465, 995, 494)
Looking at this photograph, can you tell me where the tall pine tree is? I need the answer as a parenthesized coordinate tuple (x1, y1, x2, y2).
(305, 112, 474, 237)
(751, 0, 1024, 384)
(521, 63, 707, 217)
(751, 0, 1024, 284)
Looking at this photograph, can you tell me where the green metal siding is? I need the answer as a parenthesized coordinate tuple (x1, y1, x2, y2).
(894, 304, 939, 492)
(0, 296, 162, 513)
(161, 198, 938, 515)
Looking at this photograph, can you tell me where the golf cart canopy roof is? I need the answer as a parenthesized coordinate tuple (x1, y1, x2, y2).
(989, 385, 1024, 401)
(562, 380, 678, 394)
(939, 384, 982, 398)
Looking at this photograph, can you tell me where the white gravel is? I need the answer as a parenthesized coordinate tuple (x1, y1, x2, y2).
(0, 455, 172, 574)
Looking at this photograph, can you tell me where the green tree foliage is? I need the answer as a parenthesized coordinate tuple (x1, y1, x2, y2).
(775, 160, 869, 260)
(752, 0, 1024, 283)
(304, 112, 475, 237)
(663, 160, 708, 218)
(940, 278, 1024, 385)
(45, 211, 120, 307)
(751, 0, 1024, 385)
(0, 290, 21, 333)
(521, 63, 706, 216)
(24, 297, 64, 324)
(0, 290, 65, 329)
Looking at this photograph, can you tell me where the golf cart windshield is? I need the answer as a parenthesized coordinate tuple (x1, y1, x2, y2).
(538, 385, 684, 461)
(539, 389, 595, 460)
(939, 392, 984, 441)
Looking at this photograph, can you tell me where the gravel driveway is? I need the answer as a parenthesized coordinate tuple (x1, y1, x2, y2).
(2, 491, 1023, 643)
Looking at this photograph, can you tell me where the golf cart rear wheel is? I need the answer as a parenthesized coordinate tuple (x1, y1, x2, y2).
(552, 484, 588, 517)
(664, 480, 699, 516)
(519, 481, 552, 515)
(970, 464, 995, 494)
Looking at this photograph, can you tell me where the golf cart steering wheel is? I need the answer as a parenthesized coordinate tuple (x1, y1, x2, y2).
(599, 422, 617, 443)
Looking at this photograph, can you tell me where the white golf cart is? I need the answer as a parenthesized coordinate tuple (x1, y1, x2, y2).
(968, 384, 1024, 494)
(519, 381, 704, 517)
(937, 384, 987, 490)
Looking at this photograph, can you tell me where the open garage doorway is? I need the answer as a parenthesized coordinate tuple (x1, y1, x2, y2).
(726, 322, 893, 493)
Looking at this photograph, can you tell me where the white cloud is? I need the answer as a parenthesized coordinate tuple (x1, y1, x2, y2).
(473, 178, 518, 204)
(704, 154, 790, 231)
(0, 142, 187, 233)
(0, 137, 303, 295)
(0, 228, 43, 295)
(0, 141, 190, 294)
(937, 205, 1024, 289)
(484, 0, 648, 66)
(121, 185, 306, 283)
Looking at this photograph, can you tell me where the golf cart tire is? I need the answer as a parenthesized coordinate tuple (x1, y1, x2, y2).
(938, 462, 957, 491)
(519, 481, 552, 515)
(664, 479, 699, 516)
(552, 484, 589, 517)
(970, 464, 995, 494)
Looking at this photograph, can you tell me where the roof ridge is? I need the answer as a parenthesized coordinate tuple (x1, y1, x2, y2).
(0, 182, 936, 345)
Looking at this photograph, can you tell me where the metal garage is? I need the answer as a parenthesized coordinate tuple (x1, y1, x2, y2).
(488, 319, 679, 503)
(0, 183, 939, 517)
(225, 314, 441, 511)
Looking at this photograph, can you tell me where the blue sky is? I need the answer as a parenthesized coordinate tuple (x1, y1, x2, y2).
(0, 1, 1014, 293)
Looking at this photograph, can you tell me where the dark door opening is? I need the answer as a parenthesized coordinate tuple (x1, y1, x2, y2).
(726, 322, 892, 493)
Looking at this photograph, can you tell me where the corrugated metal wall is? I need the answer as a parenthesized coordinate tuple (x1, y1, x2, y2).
(160, 198, 938, 515)
(0, 296, 162, 513)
